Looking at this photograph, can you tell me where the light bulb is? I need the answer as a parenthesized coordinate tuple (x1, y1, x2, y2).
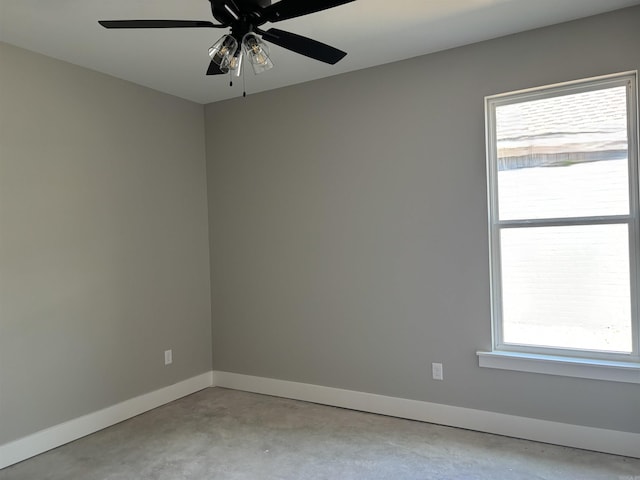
(253, 52, 268, 66)
(229, 51, 244, 77)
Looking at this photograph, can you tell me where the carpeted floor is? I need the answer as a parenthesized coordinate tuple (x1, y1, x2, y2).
(2, 387, 638, 479)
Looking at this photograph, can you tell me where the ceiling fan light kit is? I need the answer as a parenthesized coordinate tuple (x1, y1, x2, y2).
(208, 32, 273, 77)
(99, 0, 356, 84)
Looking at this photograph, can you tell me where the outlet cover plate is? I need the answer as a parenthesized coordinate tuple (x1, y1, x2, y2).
(432, 362, 443, 380)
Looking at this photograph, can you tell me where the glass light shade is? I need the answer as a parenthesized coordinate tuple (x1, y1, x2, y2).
(208, 35, 238, 69)
(242, 33, 273, 74)
(229, 51, 244, 78)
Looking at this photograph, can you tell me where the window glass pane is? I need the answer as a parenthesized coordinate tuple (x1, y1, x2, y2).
(496, 86, 629, 220)
(500, 224, 632, 353)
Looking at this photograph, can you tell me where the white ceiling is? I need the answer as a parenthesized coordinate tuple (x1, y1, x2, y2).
(2, 0, 640, 104)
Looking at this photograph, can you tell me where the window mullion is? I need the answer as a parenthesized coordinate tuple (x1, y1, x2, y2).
(497, 215, 632, 229)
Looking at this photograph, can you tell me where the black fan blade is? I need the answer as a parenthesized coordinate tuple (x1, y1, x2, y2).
(261, 0, 356, 22)
(261, 28, 347, 65)
(207, 61, 227, 76)
(99, 20, 218, 29)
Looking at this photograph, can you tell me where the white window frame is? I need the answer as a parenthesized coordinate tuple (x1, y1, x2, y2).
(478, 72, 640, 383)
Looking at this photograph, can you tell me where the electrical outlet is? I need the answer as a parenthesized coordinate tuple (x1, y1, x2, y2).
(164, 349, 173, 365)
(432, 362, 443, 380)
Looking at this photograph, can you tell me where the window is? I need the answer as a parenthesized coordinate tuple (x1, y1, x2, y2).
(479, 72, 640, 383)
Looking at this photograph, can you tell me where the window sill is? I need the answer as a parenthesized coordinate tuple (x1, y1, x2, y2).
(477, 350, 640, 384)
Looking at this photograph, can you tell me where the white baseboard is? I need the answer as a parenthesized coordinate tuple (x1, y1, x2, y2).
(0, 371, 214, 469)
(3, 370, 638, 469)
(213, 371, 640, 459)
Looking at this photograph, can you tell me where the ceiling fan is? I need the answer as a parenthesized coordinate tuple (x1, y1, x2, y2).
(99, 0, 356, 79)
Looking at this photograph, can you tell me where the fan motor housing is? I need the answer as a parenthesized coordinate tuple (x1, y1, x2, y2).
(210, 0, 272, 28)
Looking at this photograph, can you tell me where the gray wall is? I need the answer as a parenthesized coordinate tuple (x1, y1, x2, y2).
(0, 43, 212, 444)
(205, 6, 640, 433)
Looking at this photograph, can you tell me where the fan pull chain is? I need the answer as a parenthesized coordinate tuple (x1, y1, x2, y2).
(242, 65, 247, 98)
